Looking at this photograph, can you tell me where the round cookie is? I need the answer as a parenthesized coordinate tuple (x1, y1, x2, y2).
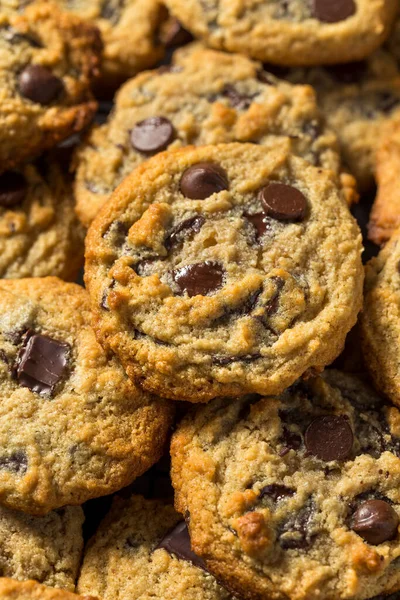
(74, 46, 351, 228)
(361, 228, 400, 406)
(163, 0, 398, 67)
(0, 1, 101, 173)
(0, 159, 84, 279)
(0, 580, 97, 600)
(0, 504, 83, 590)
(0, 278, 174, 515)
(85, 143, 363, 403)
(171, 370, 400, 600)
(77, 494, 235, 600)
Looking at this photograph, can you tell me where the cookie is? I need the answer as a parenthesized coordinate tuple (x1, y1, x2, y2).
(163, 0, 398, 67)
(0, 580, 97, 600)
(0, 278, 174, 514)
(74, 45, 351, 228)
(85, 142, 363, 403)
(0, 158, 84, 279)
(0, 504, 83, 590)
(171, 369, 400, 600)
(0, 1, 101, 173)
(77, 494, 235, 600)
(368, 120, 400, 245)
(360, 229, 400, 405)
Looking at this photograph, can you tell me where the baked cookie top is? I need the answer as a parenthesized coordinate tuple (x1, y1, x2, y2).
(85, 143, 363, 403)
(74, 46, 347, 227)
(171, 370, 400, 600)
(0, 277, 174, 514)
(78, 494, 235, 600)
(0, 504, 83, 590)
(163, 0, 398, 66)
(0, 1, 101, 172)
(0, 579, 97, 600)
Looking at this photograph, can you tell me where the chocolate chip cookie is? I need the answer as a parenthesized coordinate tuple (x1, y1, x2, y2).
(361, 229, 400, 406)
(77, 495, 235, 600)
(74, 45, 351, 228)
(0, 278, 174, 514)
(171, 370, 400, 600)
(85, 143, 363, 403)
(0, 1, 101, 173)
(0, 158, 84, 279)
(163, 0, 398, 66)
(0, 580, 97, 600)
(0, 504, 83, 590)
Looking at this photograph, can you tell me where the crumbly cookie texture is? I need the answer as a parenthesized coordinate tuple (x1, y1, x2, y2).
(0, 158, 84, 279)
(368, 119, 400, 244)
(0, 278, 174, 515)
(0, 505, 83, 590)
(74, 46, 352, 228)
(77, 494, 235, 600)
(0, 1, 101, 172)
(0, 579, 97, 600)
(85, 143, 363, 403)
(361, 229, 400, 405)
(163, 0, 398, 66)
(171, 370, 400, 600)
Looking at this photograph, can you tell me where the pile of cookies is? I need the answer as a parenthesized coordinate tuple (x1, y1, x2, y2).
(3, 1, 400, 600)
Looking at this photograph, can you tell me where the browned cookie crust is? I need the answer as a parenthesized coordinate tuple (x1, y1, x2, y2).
(0, 579, 97, 600)
(0, 1, 101, 172)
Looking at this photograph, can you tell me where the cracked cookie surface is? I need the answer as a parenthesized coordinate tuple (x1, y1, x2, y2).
(85, 143, 363, 403)
(0, 277, 173, 514)
(171, 370, 400, 600)
(77, 494, 235, 600)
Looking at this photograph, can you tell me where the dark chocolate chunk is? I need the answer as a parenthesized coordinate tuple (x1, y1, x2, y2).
(260, 484, 295, 503)
(260, 183, 308, 222)
(351, 499, 399, 545)
(0, 450, 27, 474)
(180, 163, 228, 200)
(4, 28, 42, 48)
(213, 353, 262, 366)
(278, 500, 315, 550)
(14, 331, 70, 396)
(312, 0, 356, 23)
(0, 172, 27, 208)
(156, 521, 207, 570)
(131, 117, 176, 154)
(172, 261, 225, 297)
(18, 65, 64, 105)
(244, 212, 272, 239)
(221, 84, 256, 110)
(164, 215, 205, 251)
(305, 415, 353, 462)
(161, 18, 193, 47)
(279, 425, 302, 456)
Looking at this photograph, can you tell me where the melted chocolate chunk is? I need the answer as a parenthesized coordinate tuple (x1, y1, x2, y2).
(279, 425, 302, 456)
(164, 215, 205, 251)
(4, 28, 42, 48)
(0, 172, 27, 208)
(19, 65, 64, 105)
(172, 261, 225, 297)
(351, 499, 399, 545)
(131, 117, 176, 154)
(180, 163, 229, 200)
(156, 521, 207, 570)
(244, 212, 272, 240)
(278, 500, 315, 550)
(14, 331, 70, 396)
(260, 183, 308, 222)
(221, 84, 257, 110)
(305, 415, 354, 462)
(0, 450, 27, 474)
(213, 353, 262, 366)
(312, 0, 356, 23)
(161, 18, 193, 47)
(260, 484, 295, 503)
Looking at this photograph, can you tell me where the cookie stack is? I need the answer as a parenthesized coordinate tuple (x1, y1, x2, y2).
(2, 1, 400, 600)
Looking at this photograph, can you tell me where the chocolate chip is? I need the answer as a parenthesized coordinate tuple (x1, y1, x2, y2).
(156, 521, 207, 570)
(130, 117, 175, 154)
(260, 183, 308, 222)
(18, 65, 64, 105)
(180, 163, 228, 200)
(279, 425, 302, 456)
(260, 484, 295, 503)
(351, 500, 399, 545)
(0, 451, 27, 474)
(213, 353, 262, 366)
(164, 215, 205, 251)
(161, 18, 193, 47)
(14, 331, 70, 396)
(312, 0, 355, 23)
(278, 500, 315, 550)
(244, 212, 272, 239)
(305, 415, 353, 462)
(221, 84, 256, 110)
(0, 172, 27, 208)
(172, 261, 225, 297)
